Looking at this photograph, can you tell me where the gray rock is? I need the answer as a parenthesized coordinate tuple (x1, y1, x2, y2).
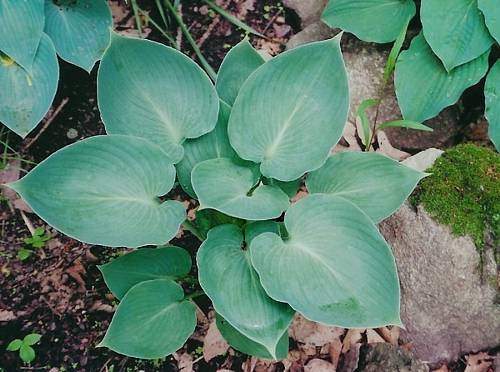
(379, 202, 500, 364)
(283, 0, 328, 27)
(286, 21, 336, 50)
(356, 343, 429, 372)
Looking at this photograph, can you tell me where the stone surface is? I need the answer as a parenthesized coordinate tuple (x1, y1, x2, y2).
(379, 202, 500, 364)
(357, 343, 429, 372)
(283, 0, 328, 27)
(286, 21, 336, 50)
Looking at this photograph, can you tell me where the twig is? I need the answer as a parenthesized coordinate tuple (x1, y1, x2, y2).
(23, 97, 69, 150)
(20, 210, 35, 236)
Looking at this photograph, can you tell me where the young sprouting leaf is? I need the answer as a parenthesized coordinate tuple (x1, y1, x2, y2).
(192, 158, 290, 220)
(0, 34, 59, 138)
(216, 39, 265, 106)
(99, 246, 192, 300)
(421, 0, 494, 71)
(228, 36, 349, 182)
(7, 135, 185, 248)
(99, 279, 196, 359)
(44, 0, 112, 72)
(321, 0, 415, 43)
(378, 120, 433, 132)
(383, 20, 410, 83)
(356, 99, 380, 147)
(19, 344, 35, 363)
(97, 33, 219, 163)
(484, 61, 500, 152)
(197, 225, 294, 359)
(306, 152, 426, 223)
(0, 0, 44, 71)
(6, 339, 23, 351)
(17, 249, 32, 261)
(216, 314, 289, 360)
(478, 0, 500, 43)
(23, 334, 41, 346)
(176, 101, 237, 198)
(33, 227, 45, 236)
(250, 194, 401, 327)
(395, 34, 489, 123)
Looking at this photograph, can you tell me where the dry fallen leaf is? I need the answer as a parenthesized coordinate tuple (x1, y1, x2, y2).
(290, 314, 344, 347)
(464, 352, 493, 372)
(304, 358, 336, 372)
(366, 329, 385, 344)
(329, 339, 342, 370)
(432, 365, 450, 372)
(0, 309, 16, 322)
(203, 320, 229, 362)
(342, 328, 364, 353)
(376, 130, 410, 161)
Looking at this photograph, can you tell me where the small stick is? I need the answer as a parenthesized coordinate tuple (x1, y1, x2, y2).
(23, 97, 69, 150)
(20, 210, 36, 236)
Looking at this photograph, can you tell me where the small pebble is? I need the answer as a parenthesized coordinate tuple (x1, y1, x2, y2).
(67, 128, 78, 139)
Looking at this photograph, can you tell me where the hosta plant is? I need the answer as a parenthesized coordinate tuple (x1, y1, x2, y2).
(0, 0, 112, 137)
(5, 34, 427, 360)
(322, 0, 500, 151)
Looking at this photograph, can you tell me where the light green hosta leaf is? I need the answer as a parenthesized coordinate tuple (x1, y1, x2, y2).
(216, 39, 264, 106)
(176, 101, 236, 198)
(197, 225, 294, 359)
(485, 61, 500, 151)
(216, 314, 289, 360)
(99, 246, 192, 300)
(478, 0, 500, 43)
(192, 158, 290, 220)
(0, 34, 58, 138)
(98, 33, 219, 163)
(0, 0, 44, 71)
(421, 0, 494, 71)
(395, 34, 489, 122)
(99, 279, 196, 359)
(250, 194, 401, 327)
(44, 0, 112, 72)
(7, 135, 185, 248)
(306, 152, 426, 223)
(228, 36, 349, 182)
(321, 0, 415, 43)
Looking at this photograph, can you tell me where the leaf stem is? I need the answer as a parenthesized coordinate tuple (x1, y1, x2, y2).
(182, 220, 205, 241)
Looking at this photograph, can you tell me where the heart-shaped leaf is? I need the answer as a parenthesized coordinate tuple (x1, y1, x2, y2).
(306, 152, 426, 223)
(176, 101, 236, 198)
(478, 0, 500, 43)
(192, 158, 290, 220)
(485, 61, 500, 152)
(99, 279, 196, 359)
(44, 0, 112, 72)
(99, 246, 192, 299)
(228, 36, 349, 181)
(250, 194, 401, 327)
(395, 34, 489, 122)
(321, 0, 416, 43)
(216, 39, 264, 106)
(198, 224, 294, 359)
(421, 0, 494, 71)
(7, 135, 185, 248)
(97, 33, 219, 163)
(0, 34, 59, 138)
(216, 314, 289, 360)
(0, 0, 44, 71)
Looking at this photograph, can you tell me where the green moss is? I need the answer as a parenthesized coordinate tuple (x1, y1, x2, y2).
(411, 144, 499, 250)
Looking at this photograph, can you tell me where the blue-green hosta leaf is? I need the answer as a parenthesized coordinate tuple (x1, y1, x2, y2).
(0, 0, 44, 71)
(306, 152, 426, 223)
(176, 101, 236, 198)
(0, 34, 58, 138)
(197, 225, 294, 359)
(395, 34, 489, 122)
(228, 36, 349, 182)
(421, 0, 494, 71)
(192, 158, 290, 220)
(485, 61, 500, 151)
(98, 33, 219, 163)
(99, 246, 192, 300)
(321, 0, 416, 43)
(99, 279, 196, 359)
(250, 194, 401, 328)
(216, 39, 265, 106)
(216, 314, 289, 360)
(44, 0, 112, 72)
(7, 135, 185, 248)
(478, 0, 500, 43)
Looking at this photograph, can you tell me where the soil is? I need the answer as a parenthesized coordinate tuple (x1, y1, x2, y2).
(0, 1, 494, 371)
